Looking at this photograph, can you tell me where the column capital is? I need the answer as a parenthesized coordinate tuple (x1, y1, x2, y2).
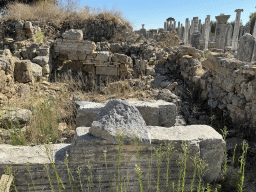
(235, 9, 243, 13)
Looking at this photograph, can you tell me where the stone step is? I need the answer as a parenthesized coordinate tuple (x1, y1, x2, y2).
(71, 125, 225, 184)
(75, 100, 177, 127)
(0, 125, 224, 191)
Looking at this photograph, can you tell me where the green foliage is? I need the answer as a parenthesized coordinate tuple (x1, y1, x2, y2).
(249, 12, 256, 34)
(35, 31, 44, 43)
(202, 50, 210, 59)
(210, 21, 216, 34)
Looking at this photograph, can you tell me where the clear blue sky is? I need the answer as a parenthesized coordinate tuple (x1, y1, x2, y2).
(79, 0, 256, 30)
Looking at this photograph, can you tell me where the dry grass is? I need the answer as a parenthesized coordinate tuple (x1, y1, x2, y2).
(1, 1, 131, 27)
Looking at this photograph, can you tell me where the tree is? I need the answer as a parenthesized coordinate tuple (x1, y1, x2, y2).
(210, 20, 216, 34)
(249, 12, 256, 34)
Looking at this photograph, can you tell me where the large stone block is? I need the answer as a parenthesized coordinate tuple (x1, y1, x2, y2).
(96, 66, 118, 76)
(95, 51, 109, 62)
(14, 60, 33, 83)
(62, 29, 83, 40)
(76, 101, 105, 127)
(237, 33, 255, 62)
(90, 99, 151, 144)
(32, 56, 49, 67)
(75, 100, 177, 127)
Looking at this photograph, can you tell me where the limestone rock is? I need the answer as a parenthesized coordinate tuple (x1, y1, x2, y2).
(17, 84, 30, 101)
(32, 56, 49, 67)
(62, 29, 83, 40)
(0, 93, 8, 106)
(157, 89, 178, 102)
(95, 51, 109, 62)
(237, 33, 256, 62)
(112, 53, 129, 64)
(150, 125, 225, 182)
(31, 62, 42, 80)
(0, 107, 32, 128)
(90, 99, 151, 144)
(14, 60, 33, 83)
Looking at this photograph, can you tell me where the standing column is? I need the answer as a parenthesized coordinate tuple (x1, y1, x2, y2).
(231, 9, 243, 51)
(181, 24, 184, 40)
(226, 24, 233, 46)
(184, 18, 190, 45)
(199, 19, 201, 33)
(239, 26, 244, 40)
(170, 20, 173, 30)
(253, 20, 256, 38)
(201, 24, 205, 40)
(174, 21, 176, 31)
(191, 17, 200, 49)
(178, 22, 181, 38)
(204, 15, 211, 50)
(164, 22, 167, 31)
(166, 19, 169, 31)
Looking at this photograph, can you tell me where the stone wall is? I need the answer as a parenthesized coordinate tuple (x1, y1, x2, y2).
(53, 30, 133, 79)
(173, 46, 256, 132)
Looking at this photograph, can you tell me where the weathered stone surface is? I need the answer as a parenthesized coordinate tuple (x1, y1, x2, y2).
(237, 33, 255, 62)
(112, 53, 129, 63)
(31, 62, 42, 79)
(32, 56, 49, 66)
(76, 100, 177, 127)
(90, 99, 151, 144)
(17, 84, 30, 101)
(95, 51, 109, 62)
(14, 60, 33, 83)
(0, 107, 32, 128)
(24, 21, 32, 29)
(0, 174, 13, 192)
(157, 89, 178, 102)
(62, 29, 83, 40)
(0, 143, 70, 164)
(96, 66, 118, 76)
(149, 125, 225, 182)
(76, 101, 105, 127)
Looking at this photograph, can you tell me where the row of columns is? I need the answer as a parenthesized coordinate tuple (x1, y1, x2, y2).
(165, 8, 250, 52)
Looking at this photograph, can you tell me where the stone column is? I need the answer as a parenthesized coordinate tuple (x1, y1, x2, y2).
(189, 20, 194, 44)
(226, 24, 233, 47)
(239, 26, 244, 40)
(164, 22, 167, 31)
(215, 14, 231, 50)
(193, 17, 199, 32)
(170, 20, 173, 31)
(199, 19, 201, 33)
(166, 19, 169, 31)
(253, 20, 256, 38)
(174, 21, 176, 30)
(142, 24, 145, 29)
(231, 9, 243, 51)
(181, 24, 184, 40)
(178, 22, 181, 39)
(191, 17, 200, 49)
(204, 15, 211, 50)
(184, 18, 190, 45)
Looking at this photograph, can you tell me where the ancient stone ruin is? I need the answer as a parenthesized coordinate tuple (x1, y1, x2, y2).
(0, 6, 256, 192)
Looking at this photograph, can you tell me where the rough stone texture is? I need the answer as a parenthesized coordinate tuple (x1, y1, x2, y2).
(90, 99, 151, 144)
(14, 60, 33, 83)
(0, 175, 13, 192)
(95, 51, 109, 62)
(0, 144, 70, 164)
(62, 29, 83, 40)
(76, 101, 105, 127)
(17, 84, 30, 101)
(30, 62, 42, 80)
(0, 107, 32, 128)
(149, 125, 225, 182)
(237, 33, 256, 62)
(191, 32, 200, 49)
(76, 100, 177, 127)
(32, 56, 49, 66)
(96, 66, 118, 76)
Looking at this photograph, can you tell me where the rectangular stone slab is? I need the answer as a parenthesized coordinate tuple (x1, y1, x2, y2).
(75, 100, 177, 127)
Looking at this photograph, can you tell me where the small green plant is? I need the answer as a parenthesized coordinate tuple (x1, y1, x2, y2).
(237, 141, 248, 192)
(202, 50, 210, 58)
(35, 31, 44, 43)
(221, 126, 228, 175)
